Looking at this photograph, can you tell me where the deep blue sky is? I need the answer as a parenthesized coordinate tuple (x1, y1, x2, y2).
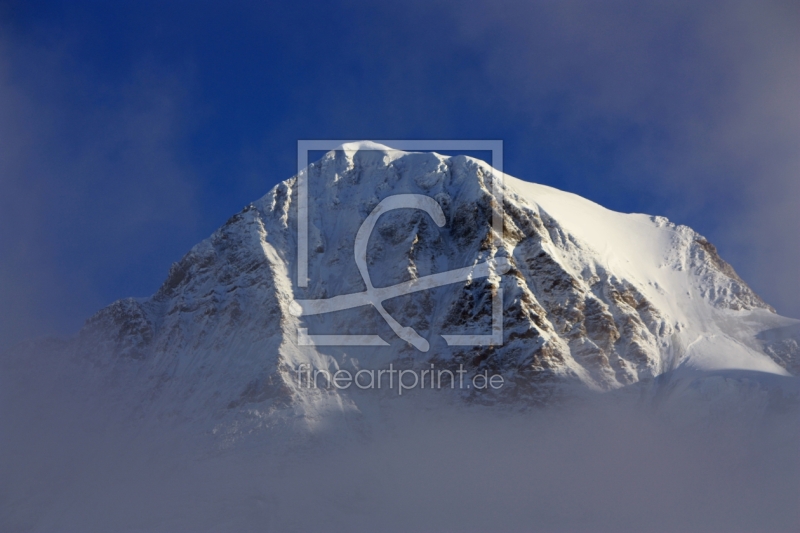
(1, 0, 798, 348)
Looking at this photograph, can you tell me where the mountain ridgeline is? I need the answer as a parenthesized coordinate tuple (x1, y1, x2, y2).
(68, 142, 798, 431)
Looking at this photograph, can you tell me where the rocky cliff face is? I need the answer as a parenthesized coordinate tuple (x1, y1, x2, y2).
(71, 142, 797, 431)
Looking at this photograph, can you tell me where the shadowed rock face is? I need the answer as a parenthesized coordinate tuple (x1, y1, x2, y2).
(66, 145, 792, 426)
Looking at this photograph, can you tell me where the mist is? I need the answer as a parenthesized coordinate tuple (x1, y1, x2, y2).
(2, 345, 798, 532)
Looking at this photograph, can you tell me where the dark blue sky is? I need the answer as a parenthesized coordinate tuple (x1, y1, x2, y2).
(1, 0, 798, 348)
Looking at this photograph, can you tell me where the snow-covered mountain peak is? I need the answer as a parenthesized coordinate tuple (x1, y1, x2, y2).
(66, 143, 798, 430)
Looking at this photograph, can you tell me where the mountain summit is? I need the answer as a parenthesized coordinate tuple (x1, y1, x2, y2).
(66, 143, 798, 430)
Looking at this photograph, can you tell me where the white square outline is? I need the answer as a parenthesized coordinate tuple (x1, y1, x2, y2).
(296, 140, 504, 348)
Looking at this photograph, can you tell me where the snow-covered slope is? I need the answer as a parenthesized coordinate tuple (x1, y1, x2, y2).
(56, 142, 798, 433)
(509, 179, 791, 374)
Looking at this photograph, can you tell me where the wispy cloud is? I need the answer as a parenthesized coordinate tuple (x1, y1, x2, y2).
(0, 33, 200, 349)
